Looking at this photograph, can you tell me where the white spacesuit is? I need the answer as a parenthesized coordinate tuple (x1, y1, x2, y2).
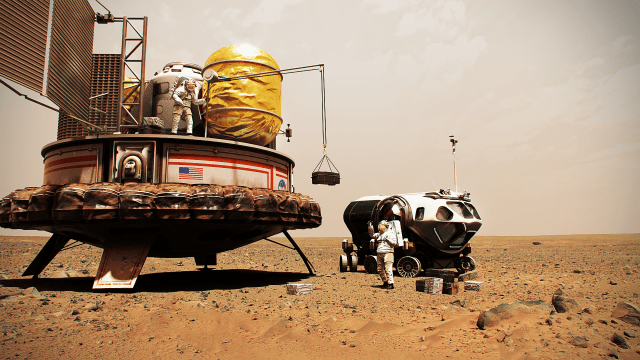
(369, 220, 397, 289)
(171, 79, 205, 135)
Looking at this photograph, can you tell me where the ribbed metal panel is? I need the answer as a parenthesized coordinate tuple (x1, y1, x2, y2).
(57, 54, 122, 140)
(0, 0, 50, 92)
(90, 54, 121, 133)
(56, 112, 82, 140)
(46, 0, 94, 122)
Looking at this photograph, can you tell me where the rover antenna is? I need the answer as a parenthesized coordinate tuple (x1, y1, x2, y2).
(450, 135, 458, 192)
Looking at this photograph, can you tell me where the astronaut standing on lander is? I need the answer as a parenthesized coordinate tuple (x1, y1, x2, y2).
(369, 220, 398, 290)
(171, 79, 205, 135)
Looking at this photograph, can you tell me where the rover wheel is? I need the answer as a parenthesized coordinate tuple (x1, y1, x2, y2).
(339, 255, 348, 272)
(456, 256, 476, 274)
(364, 255, 378, 274)
(397, 256, 421, 278)
(349, 254, 358, 272)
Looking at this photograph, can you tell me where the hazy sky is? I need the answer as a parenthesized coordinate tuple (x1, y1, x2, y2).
(1, 0, 639, 238)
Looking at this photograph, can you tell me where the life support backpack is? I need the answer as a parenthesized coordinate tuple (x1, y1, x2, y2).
(388, 220, 405, 248)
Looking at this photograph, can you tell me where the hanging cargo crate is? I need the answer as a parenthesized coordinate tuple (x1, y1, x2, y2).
(311, 153, 340, 185)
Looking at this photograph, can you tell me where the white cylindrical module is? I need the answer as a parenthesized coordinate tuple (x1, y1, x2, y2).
(148, 62, 204, 133)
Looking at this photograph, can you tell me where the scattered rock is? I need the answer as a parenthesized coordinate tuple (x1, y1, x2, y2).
(84, 303, 98, 311)
(496, 331, 506, 343)
(623, 330, 636, 338)
(569, 336, 588, 348)
(532, 242, 542, 245)
(477, 300, 554, 329)
(24, 287, 47, 300)
(610, 280, 617, 285)
(611, 302, 640, 326)
(608, 347, 619, 359)
(551, 289, 580, 313)
(611, 333, 629, 349)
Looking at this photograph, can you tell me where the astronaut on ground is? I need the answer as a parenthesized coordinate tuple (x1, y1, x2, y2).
(369, 220, 397, 290)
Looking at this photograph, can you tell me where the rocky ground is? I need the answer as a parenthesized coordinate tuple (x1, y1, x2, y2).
(0, 233, 639, 359)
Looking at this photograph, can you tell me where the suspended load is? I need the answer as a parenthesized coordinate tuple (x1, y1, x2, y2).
(202, 44, 283, 146)
(312, 152, 340, 185)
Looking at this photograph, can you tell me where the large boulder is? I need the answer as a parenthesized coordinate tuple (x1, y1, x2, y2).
(551, 288, 580, 313)
(477, 300, 554, 329)
(611, 333, 630, 349)
(611, 302, 640, 326)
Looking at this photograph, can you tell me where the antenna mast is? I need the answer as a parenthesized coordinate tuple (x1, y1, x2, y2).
(450, 135, 458, 192)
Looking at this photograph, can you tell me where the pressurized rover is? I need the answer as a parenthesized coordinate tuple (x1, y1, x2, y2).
(341, 135, 481, 278)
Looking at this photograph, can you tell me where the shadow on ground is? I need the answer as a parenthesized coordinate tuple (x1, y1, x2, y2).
(0, 269, 313, 293)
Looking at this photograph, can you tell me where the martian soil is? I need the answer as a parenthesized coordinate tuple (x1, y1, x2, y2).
(0, 233, 639, 359)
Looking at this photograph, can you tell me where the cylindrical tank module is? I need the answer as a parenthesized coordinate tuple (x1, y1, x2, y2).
(148, 62, 204, 133)
(203, 44, 282, 146)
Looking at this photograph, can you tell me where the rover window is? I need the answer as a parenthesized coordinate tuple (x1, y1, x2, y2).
(436, 206, 453, 221)
(435, 222, 457, 243)
(450, 233, 467, 246)
(465, 203, 481, 220)
(153, 82, 169, 95)
(447, 202, 473, 219)
(415, 207, 424, 220)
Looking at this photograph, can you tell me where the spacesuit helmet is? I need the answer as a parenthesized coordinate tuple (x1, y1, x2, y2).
(184, 79, 196, 91)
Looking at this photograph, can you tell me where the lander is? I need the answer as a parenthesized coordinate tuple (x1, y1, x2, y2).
(0, 1, 338, 289)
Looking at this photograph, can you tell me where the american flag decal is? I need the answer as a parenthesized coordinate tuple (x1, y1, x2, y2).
(178, 166, 204, 180)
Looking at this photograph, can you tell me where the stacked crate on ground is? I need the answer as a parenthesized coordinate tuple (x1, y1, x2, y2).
(424, 269, 459, 295)
(416, 277, 443, 294)
(286, 283, 313, 295)
(464, 280, 483, 292)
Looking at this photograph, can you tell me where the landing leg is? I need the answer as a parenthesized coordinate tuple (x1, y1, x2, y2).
(282, 230, 316, 275)
(22, 234, 70, 278)
(194, 254, 217, 271)
(93, 240, 152, 289)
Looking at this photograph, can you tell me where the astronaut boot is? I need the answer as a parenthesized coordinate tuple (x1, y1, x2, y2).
(382, 281, 388, 288)
(386, 283, 394, 290)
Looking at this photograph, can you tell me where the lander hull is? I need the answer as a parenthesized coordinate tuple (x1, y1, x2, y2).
(1, 134, 320, 258)
(0, 133, 321, 288)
